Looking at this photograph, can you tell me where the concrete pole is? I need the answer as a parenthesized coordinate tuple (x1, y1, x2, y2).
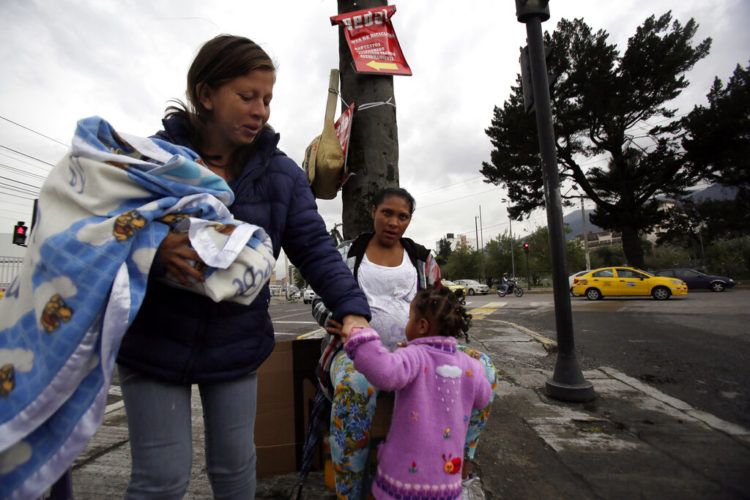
(337, 0, 400, 240)
(580, 195, 591, 270)
(474, 216, 480, 252)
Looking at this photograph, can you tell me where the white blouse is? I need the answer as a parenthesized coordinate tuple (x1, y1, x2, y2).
(357, 251, 418, 350)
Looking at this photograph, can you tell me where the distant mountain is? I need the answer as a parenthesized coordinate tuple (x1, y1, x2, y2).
(687, 183, 738, 203)
(562, 209, 603, 241)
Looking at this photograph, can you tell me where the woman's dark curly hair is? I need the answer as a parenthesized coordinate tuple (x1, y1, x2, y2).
(412, 286, 472, 342)
(371, 187, 416, 215)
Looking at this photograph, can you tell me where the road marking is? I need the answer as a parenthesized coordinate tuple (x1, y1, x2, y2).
(274, 327, 325, 338)
(468, 301, 506, 320)
(271, 320, 318, 324)
(599, 366, 750, 438)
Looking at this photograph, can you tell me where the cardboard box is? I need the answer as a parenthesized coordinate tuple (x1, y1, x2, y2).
(255, 336, 321, 478)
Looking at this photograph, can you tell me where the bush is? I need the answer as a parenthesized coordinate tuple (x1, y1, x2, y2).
(705, 236, 750, 279)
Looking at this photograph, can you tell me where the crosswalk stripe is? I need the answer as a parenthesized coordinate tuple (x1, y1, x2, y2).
(468, 302, 507, 319)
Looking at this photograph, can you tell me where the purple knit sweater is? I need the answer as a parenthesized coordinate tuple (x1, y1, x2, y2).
(345, 328, 492, 500)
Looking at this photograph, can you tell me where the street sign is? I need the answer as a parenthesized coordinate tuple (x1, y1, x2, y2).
(334, 101, 356, 186)
(330, 5, 412, 76)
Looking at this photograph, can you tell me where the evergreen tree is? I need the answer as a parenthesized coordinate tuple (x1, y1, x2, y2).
(482, 13, 711, 268)
(683, 61, 750, 196)
(436, 237, 453, 266)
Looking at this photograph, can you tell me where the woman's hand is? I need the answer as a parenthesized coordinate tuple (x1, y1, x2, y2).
(158, 232, 205, 285)
(340, 314, 369, 343)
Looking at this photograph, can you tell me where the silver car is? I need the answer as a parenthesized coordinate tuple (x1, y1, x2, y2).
(455, 279, 490, 295)
(303, 288, 317, 304)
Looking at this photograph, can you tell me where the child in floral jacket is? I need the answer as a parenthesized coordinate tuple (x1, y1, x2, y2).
(344, 287, 493, 500)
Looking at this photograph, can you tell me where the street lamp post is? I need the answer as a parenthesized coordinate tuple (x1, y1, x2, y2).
(503, 199, 517, 279)
(515, 0, 595, 402)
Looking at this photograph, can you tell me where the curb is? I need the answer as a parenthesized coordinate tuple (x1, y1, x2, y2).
(488, 319, 558, 353)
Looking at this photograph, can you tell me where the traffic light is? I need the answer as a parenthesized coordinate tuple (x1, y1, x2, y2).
(523, 242, 530, 254)
(13, 221, 28, 246)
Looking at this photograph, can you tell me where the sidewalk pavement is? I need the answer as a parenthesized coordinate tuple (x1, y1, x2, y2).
(71, 310, 750, 499)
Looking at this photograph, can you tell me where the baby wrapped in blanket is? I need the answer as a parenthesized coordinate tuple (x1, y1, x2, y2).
(0, 117, 275, 498)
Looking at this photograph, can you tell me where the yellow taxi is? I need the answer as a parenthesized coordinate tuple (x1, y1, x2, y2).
(441, 280, 468, 299)
(571, 266, 688, 300)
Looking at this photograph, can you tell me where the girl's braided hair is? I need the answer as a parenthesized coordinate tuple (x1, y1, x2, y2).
(412, 286, 472, 342)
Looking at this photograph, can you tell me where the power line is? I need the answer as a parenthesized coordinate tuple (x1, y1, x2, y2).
(419, 188, 499, 210)
(0, 163, 48, 181)
(0, 150, 53, 172)
(414, 176, 485, 197)
(0, 115, 68, 147)
(0, 144, 56, 167)
(0, 188, 37, 201)
(0, 174, 42, 190)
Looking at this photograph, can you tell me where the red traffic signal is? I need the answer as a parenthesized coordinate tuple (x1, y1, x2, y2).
(523, 242, 529, 253)
(13, 221, 28, 246)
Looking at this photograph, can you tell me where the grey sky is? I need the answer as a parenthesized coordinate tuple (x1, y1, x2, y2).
(0, 0, 747, 273)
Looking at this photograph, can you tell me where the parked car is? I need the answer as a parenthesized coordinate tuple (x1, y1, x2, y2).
(441, 280, 468, 299)
(570, 266, 688, 301)
(303, 288, 317, 304)
(654, 268, 735, 292)
(455, 279, 490, 295)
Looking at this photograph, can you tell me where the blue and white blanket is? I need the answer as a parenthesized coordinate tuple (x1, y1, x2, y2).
(0, 117, 275, 498)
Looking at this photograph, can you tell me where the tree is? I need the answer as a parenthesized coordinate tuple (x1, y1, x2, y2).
(442, 246, 481, 281)
(483, 237, 511, 282)
(683, 61, 750, 196)
(482, 13, 711, 268)
(436, 237, 453, 266)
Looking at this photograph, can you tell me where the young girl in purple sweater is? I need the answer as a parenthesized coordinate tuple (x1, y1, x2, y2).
(344, 287, 493, 500)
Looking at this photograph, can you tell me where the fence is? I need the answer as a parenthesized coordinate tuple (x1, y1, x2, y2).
(0, 256, 23, 290)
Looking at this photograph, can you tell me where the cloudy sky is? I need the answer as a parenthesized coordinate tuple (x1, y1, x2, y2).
(1, 0, 747, 272)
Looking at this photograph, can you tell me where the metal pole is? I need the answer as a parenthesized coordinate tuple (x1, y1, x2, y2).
(522, 10, 595, 402)
(525, 250, 531, 290)
(580, 195, 591, 270)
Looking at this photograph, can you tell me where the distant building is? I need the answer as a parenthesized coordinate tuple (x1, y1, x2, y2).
(437, 233, 469, 251)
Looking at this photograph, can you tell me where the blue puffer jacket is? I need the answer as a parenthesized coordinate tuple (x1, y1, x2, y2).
(116, 115, 371, 384)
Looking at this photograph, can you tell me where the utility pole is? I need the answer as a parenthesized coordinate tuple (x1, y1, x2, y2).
(474, 216, 480, 253)
(337, 0, 399, 239)
(515, 0, 595, 402)
(479, 205, 484, 252)
(580, 195, 591, 270)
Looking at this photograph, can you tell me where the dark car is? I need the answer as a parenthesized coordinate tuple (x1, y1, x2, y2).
(655, 268, 736, 292)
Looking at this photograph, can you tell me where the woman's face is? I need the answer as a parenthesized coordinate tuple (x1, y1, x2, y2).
(199, 69, 275, 153)
(371, 195, 412, 247)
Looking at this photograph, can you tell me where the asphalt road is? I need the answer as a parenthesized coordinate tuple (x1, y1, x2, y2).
(269, 291, 750, 430)
(453, 289, 750, 431)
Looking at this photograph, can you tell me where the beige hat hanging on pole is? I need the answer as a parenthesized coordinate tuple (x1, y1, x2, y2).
(303, 69, 345, 199)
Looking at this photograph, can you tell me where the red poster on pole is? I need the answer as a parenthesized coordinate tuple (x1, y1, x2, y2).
(330, 5, 412, 76)
(334, 102, 356, 185)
